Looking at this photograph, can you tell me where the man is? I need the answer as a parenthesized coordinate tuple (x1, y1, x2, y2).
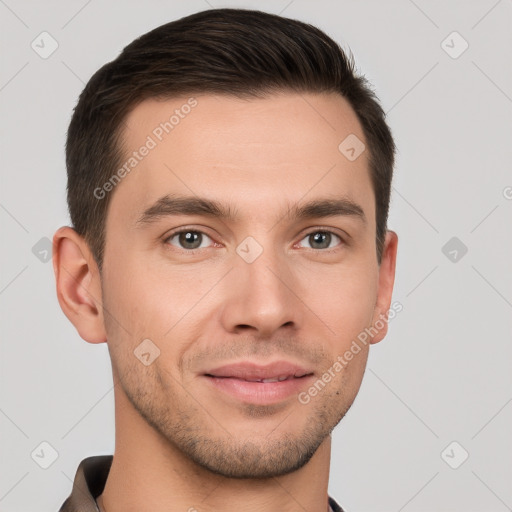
(54, 8, 398, 512)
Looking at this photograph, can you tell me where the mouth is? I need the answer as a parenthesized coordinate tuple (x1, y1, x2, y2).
(204, 374, 311, 382)
(202, 361, 315, 405)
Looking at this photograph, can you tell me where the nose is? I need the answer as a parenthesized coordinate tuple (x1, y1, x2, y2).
(219, 245, 302, 338)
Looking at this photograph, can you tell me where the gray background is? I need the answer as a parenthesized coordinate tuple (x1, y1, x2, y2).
(1, 1, 511, 511)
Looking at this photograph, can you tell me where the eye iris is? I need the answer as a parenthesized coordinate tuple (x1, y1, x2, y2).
(174, 232, 335, 250)
(179, 231, 202, 249)
(310, 232, 331, 249)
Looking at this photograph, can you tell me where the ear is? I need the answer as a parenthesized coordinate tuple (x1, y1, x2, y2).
(52, 226, 107, 343)
(369, 230, 398, 345)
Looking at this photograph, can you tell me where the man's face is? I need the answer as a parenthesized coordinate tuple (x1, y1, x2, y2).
(99, 92, 394, 478)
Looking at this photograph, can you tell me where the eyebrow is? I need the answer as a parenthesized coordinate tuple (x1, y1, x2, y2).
(135, 194, 367, 227)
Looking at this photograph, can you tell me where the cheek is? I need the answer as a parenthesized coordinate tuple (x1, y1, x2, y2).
(103, 254, 188, 335)
(298, 261, 378, 335)
(101, 255, 217, 373)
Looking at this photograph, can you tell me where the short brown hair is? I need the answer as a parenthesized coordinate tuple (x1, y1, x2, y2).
(66, 8, 395, 270)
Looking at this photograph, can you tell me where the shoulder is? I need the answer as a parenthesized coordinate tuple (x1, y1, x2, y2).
(328, 495, 346, 512)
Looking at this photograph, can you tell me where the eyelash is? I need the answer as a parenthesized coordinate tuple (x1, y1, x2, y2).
(163, 227, 346, 254)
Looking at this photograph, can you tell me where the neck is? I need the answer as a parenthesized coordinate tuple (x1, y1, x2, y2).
(99, 385, 332, 512)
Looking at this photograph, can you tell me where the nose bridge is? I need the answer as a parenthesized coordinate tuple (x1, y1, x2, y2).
(220, 236, 301, 334)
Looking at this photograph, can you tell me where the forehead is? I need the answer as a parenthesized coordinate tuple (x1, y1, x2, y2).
(108, 92, 374, 228)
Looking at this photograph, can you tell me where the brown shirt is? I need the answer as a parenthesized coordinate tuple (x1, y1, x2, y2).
(58, 455, 345, 512)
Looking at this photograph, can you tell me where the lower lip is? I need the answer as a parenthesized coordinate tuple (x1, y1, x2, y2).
(203, 375, 314, 405)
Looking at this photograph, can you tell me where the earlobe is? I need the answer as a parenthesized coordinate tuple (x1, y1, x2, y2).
(52, 226, 107, 344)
(369, 230, 398, 345)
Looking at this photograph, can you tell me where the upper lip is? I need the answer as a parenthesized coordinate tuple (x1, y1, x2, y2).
(204, 361, 314, 382)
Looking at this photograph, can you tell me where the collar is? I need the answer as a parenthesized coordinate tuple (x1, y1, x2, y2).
(59, 455, 344, 512)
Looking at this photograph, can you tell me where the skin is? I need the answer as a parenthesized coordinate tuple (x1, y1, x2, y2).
(53, 92, 398, 512)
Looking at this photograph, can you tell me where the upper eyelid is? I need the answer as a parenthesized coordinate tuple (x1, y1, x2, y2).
(164, 227, 216, 243)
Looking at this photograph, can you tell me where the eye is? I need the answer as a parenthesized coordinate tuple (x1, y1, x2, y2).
(297, 230, 343, 250)
(163, 228, 344, 253)
(165, 229, 214, 251)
